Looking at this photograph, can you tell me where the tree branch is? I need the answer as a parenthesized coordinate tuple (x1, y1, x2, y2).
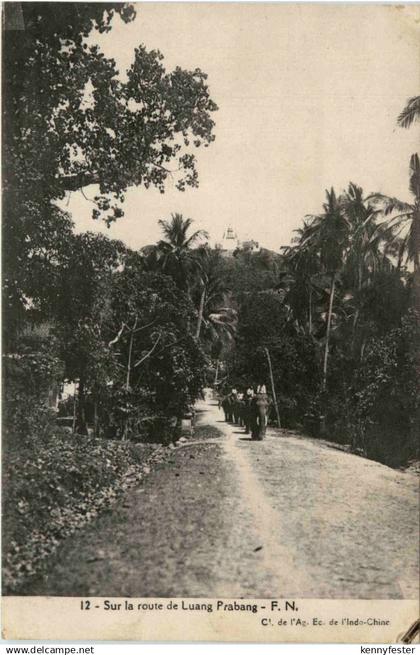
(59, 172, 99, 191)
(133, 332, 162, 368)
(152, 335, 188, 359)
(80, 187, 96, 204)
(109, 319, 157, 348)
(108, 323, 127, 347)
(132, 319, 156, 334)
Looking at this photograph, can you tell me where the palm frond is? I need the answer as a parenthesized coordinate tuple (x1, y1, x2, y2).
(409, 153, 420, 200)
(370, 194, 412, 215)
(185, 229, 209, 248)
(397, 96, 420, 129)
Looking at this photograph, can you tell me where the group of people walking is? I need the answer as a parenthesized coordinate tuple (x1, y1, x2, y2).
(218, 384, 270, 440)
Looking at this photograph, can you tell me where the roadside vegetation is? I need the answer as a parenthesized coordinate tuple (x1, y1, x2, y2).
(3, 431, 157, 593)
(2, 3, 418, 592)
(225, 177, 419, 467)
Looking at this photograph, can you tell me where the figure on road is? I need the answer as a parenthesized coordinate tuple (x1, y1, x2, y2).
(250, 383, 270, 440)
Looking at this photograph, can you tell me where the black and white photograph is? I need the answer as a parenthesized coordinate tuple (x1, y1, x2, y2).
(2, 0, 419, 643)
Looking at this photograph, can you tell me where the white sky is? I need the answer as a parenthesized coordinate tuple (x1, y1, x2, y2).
(66, 3, 420, 251)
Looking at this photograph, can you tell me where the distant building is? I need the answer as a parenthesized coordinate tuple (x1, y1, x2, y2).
(220, 226, 239, 252)
(216, 226, 260, 257)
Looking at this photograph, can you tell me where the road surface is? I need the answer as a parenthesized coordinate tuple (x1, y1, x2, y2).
(23, 397, 419, 598)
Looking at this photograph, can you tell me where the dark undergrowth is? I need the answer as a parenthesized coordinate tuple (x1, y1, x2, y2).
(2, 430, 158, 594)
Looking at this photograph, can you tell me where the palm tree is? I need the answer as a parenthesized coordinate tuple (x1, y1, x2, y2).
(397, 96, 420, 129)
(341, 183, 388, 342)
(190, 248, 237, 394)
(372, 154, 420, 277)
(342, 183, 384, 284)
(153, 213, 208, 292)
(282, 219, 321, 334)
(394, 97, 420, 273)
(395, 94, 420, 294)
(303, 189, 350, 391)
(193, 247, 237, 341)
(396, 102, 420, 446)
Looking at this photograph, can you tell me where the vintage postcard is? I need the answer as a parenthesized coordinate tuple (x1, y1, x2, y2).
(2, 1, 419, 643)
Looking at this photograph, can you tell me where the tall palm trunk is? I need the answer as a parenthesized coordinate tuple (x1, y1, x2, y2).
(195, 288, 205, 339)
(322, 273, 336, 393)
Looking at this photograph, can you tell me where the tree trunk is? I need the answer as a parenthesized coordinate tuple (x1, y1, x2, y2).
(123, 318, 137, 441)
(195, 288, 205, 339)
(322, 273, 336, 393)
(265, 347, 281, 428)
(75, 376, 88, 435)
(93, 397, 99, 439)
(360, 337, 367, 362)
(126, 318, 138, 390)
(214, 359, 219, 386)
(72, 390, 77, 434)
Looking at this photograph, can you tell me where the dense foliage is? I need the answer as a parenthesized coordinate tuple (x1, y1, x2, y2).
(3, 2, 217, 339)
(3, 4, 216, 440)
(224, 179, 418, 466)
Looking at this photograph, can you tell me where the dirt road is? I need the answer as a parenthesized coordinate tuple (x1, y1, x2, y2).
(23, 397, 419, 598)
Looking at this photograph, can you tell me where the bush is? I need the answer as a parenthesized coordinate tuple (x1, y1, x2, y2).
(2, 431, 157, 593)
(351, 313, 419, 465)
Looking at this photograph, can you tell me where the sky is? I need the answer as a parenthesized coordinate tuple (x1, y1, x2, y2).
(66, 3, 420, 251)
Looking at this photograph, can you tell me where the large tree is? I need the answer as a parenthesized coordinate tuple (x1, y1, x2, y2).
(3, 3, 217, 338)
(51, 232, 127, 433)
(3, 3, 217, 219)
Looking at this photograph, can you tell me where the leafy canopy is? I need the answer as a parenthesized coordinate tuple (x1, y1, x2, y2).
(4, 4, 218, 223)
